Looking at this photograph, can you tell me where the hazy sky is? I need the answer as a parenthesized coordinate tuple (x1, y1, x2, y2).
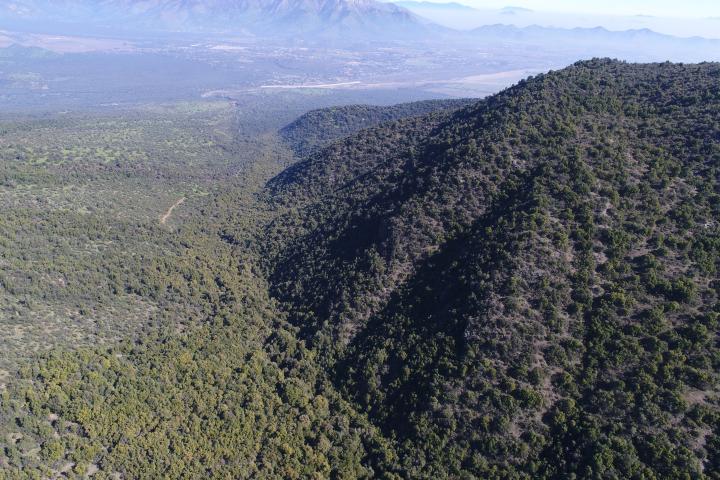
(416, 1, 720, 18)
(387, 1, 720, 37)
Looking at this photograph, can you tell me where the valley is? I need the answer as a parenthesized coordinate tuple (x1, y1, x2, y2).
(2, 0, 720, 113)
(0, 91, 467, 374)
(0, 36, 559, 111)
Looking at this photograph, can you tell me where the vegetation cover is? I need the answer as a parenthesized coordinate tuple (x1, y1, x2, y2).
(1, 59, 719, 479)
(266, 59, 720, 478)
(279, 99, 473, 157)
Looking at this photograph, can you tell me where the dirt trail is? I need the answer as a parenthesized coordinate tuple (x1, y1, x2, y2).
(160, 197, 185, 225)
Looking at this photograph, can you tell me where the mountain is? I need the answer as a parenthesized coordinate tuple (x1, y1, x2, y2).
(264, 59, 720, 477)
(2, 0, 718, 58)
(500, 6, 533, 14)
(0, 0, 432, 40)
(394, 1, 476, 11)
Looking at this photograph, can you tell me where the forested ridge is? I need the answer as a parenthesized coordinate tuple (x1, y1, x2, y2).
(1, 59, 719, 478)
(265, 59, 720, 477)
(279, 99, 474, 157)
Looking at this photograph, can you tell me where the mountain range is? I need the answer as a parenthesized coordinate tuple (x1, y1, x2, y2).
(0, 0, 430, 40)
(396, 0, 720, 41)
(2, 0, 719, 60)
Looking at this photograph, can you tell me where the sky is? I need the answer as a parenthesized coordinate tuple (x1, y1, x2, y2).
(388, 1, 720, 38)
(401, 0, 720, 18)
(470, 0, 720, 18)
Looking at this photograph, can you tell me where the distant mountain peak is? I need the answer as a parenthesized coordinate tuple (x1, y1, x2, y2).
(500, 6, 533, 14)
(394, 1, 476, 10)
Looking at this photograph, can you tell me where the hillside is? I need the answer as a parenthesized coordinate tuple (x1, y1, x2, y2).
(265, 59, 720, 477)
(280, 98, 474, 157)
(0, 59, 719, 479)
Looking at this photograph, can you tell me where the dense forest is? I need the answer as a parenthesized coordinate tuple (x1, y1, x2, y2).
(264, 59, 720, 478)
(1, 59, 719, 478)
(279, 99, 474, 157)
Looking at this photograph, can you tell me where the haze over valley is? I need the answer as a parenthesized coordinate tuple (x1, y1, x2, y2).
(0, 0, 719, 111)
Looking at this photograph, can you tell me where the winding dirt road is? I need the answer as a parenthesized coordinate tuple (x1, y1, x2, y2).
(160, 197, 185, 225)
